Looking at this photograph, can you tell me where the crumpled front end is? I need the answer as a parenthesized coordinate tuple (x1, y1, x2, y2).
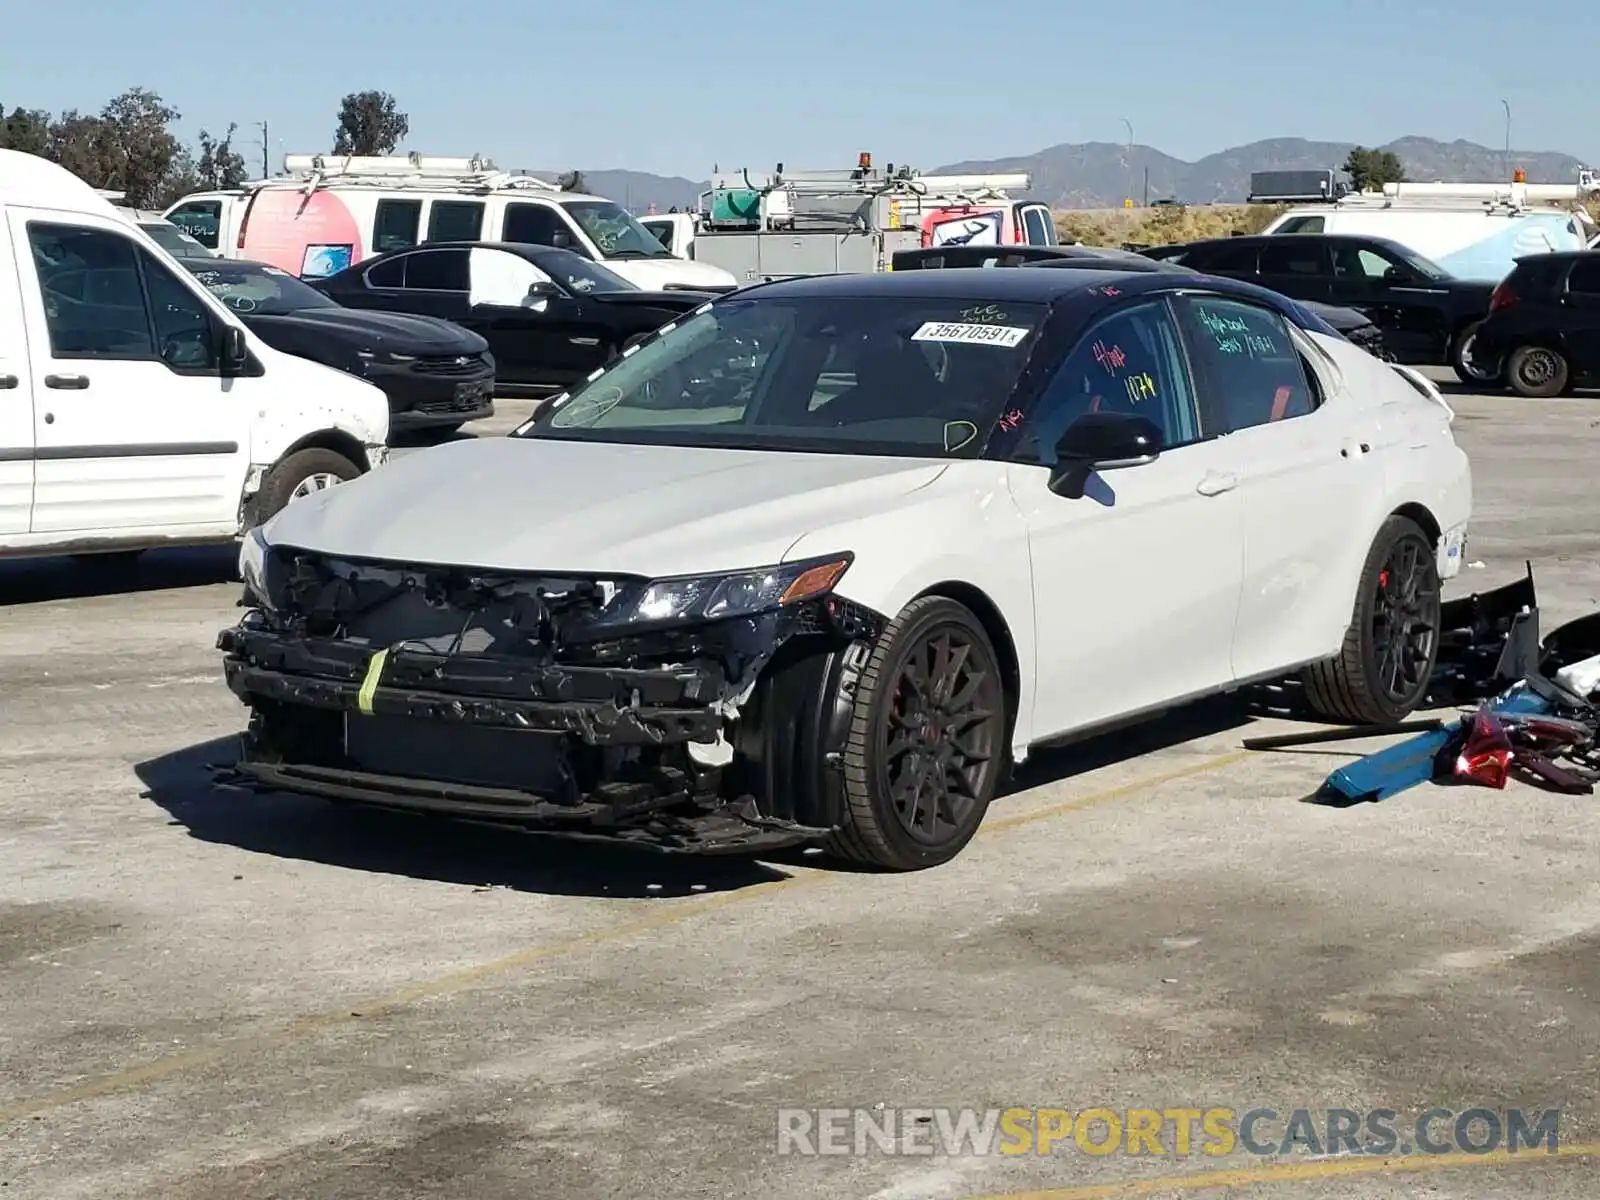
(217, 542, 885, 854)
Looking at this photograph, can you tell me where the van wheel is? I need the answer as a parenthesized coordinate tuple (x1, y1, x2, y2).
(1449, 321, 1494, 384)
(1505, 345, 1569, 399)
(253, 448, 362, 524)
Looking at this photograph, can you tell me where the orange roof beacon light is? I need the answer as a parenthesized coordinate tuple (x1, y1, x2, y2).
(858, 151, 872, 170)
(1513, 168, 1526, 183)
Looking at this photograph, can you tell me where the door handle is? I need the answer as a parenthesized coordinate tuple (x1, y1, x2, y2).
(44, 373, 89, 389)
(0, 374, 17, 389)
(1196, 471, 1239, 496)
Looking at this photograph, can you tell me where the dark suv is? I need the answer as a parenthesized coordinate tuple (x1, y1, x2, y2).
(1469, 251, 1600, 397)
(1155, 234, 1498, 382)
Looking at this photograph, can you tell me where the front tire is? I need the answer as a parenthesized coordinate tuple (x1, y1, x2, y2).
(1505, 345, 1570, 398)
(826, 596, 1008, 870)
(251, 448, 363, 525)
(1302, 516, 1442, 725)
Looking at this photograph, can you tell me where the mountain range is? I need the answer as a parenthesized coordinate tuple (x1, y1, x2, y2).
(523, 136, 1594, 212)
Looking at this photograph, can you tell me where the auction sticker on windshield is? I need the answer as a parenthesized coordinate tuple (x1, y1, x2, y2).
(912, 321, 1029, 347)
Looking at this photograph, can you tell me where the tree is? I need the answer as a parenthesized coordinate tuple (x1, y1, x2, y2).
(0, 105, 52, 155)
(196, 123, 248, 189)
(332, 91, 409, 156)
(1344, 146, 1406, 192)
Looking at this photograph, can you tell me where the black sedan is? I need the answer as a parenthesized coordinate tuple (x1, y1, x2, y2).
(308, 242, 718, 396)
(183, 260, 496, 432)
(889, 244, 1394, 359)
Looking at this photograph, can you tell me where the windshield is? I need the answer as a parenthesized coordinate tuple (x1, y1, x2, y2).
(1395, 246, 1450, 281)
(185, 262, 340, 315)
(141, 222, 212, 257)
(540, 252, 637, 294)
(560, 200, 675, 259)
(519, 295, 1048, 457)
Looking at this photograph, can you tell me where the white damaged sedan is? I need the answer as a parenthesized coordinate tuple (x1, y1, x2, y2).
(222, 268, 1470, 870)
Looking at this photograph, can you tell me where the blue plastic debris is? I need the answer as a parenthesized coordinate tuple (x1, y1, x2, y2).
(1317, 685, 1555, 805)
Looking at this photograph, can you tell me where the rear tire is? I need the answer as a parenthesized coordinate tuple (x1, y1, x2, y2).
(250, 448, 363, 526)
(1302, 516, 1442, 725)
(1449, 320, 1495, 385)
(1505, 345, 1569, 399)
(825, 596, 1008, 870)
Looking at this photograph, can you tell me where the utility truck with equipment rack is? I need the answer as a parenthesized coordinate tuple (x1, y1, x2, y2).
(164, 154, 736, 292)
(666, 153, 1058, 284)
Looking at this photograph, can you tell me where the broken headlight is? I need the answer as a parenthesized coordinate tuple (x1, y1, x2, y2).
(595, 554, 852, 628)
(238, 526, 283, 611)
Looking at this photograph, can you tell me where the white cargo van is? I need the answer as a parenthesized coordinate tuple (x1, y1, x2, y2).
(1263, 199, 1594, 282)
(168, 155, 738, 292)
(0, 150, 390, 560)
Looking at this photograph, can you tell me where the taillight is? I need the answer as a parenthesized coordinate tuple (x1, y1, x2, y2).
(236, 194, 256, 250)
(1489, 282, 1516, 312)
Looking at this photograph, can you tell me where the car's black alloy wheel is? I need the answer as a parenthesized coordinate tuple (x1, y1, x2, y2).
(1302, 515, 1442, 725)
(829, 596, 1007, 870)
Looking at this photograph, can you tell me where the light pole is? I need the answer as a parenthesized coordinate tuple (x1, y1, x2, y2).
(1122, 118, 1134, 207)
(1502, 99, 1511, 180)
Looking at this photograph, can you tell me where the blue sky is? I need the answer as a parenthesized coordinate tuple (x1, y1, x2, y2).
(3, 0, 1591, 178)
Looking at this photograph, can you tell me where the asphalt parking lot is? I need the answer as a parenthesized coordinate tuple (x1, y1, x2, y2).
(3, 380, 1599, 1199)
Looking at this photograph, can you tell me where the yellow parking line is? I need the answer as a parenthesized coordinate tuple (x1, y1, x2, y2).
(965, 1140, 1600, 1199)
(0, 748, 1246, 1125)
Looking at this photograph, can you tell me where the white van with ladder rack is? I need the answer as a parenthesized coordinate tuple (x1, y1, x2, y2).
(165, 154, 737, 292)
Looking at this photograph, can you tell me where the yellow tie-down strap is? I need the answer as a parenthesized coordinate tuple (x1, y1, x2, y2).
(356, 647, 391, 716)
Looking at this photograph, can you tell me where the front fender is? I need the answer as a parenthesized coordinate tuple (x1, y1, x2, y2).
(784, 463, 1041, 754)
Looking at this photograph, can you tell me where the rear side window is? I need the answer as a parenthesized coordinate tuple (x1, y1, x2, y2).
(1260, 240, 1331, 276)
(1177, 295, 1319, 431)
(426, 200, 484, 243)
(373, 199, 422, 253)
(1020, 206, 1056, 245)
(1565, 257, 1600, 296)
(1188, 242, 1260, 273)
(400, 249, 470, 291)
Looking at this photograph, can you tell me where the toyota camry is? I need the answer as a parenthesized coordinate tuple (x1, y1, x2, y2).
(219, 268, 1471, 870)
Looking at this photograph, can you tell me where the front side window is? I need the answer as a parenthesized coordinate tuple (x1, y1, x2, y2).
(1178, 296, 1318, 431)
(400, 249, 470, 291)
(1020, 299, 1201, 464)
(1332, 244, 1400, 280)
(143, 253, 221, 370)
(521, 296, 1048, 457)
(28, 223, 155, 359)
(165, 201, 223, 248)
(1276, 216, 1325, 234)
(365, 257, 405, 288)
(373, 199, 422, 253)
(426, 200, 485, 243)
(559, 200, 674, 258)
(502, 202, 565, 246)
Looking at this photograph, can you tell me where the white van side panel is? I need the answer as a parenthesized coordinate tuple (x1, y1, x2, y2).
(7, 204, 250, 538)
(0, 214, 34, 534)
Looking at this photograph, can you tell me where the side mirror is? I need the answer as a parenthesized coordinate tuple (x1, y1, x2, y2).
(527, 280, 561, 299)
(1047, 412, 1163, 498)
(551, 232, 573, 250)
(221, 324, 248, 370)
